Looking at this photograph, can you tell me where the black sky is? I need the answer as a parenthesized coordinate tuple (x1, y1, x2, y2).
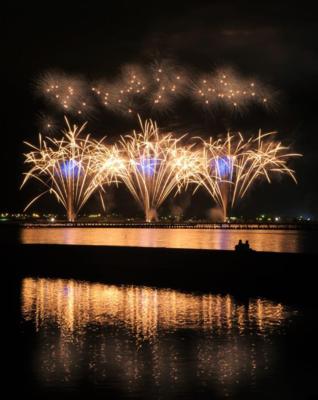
(2, 1, 318, 218)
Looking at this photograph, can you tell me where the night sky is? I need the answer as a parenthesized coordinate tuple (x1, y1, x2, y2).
(2, 1, 318, 219)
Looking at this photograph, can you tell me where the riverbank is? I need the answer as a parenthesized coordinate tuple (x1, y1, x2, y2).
(4, 243, 317, 305)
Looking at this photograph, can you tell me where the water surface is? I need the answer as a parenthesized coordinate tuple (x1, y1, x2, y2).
(20, 227, 317, 253)
(19, 277, 307, 399)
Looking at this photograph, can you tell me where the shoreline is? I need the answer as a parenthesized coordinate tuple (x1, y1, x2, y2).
(19, 221, 318, 230)
(4, 243, 317, 306)
(1, 221, 317, 231)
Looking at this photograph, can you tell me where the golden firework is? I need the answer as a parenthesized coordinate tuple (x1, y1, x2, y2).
(193, 131, 301, 221)
(21, 118, 117, 222)
(109, 117, 199, 222)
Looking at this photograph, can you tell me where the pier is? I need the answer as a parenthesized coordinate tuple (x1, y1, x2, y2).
(22, 221, 317, 230)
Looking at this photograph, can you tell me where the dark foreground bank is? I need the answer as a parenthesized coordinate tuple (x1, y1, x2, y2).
(4, 243, 318, 400)
(4, 243, 318, 305)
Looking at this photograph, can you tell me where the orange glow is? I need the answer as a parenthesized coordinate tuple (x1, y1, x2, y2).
(21, 277, 292, 393)
(22, 278, 287, 339)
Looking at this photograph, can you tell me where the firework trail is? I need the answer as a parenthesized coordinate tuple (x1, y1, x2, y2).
(193, 131, 300, 221)
(21, 118, 117, 222)
(109, 116, 199, 222)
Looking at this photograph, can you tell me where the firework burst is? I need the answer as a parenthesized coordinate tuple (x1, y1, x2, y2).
(37, 62, 274, 118)
(91, 63, 149, 117)
(35, 113, 60, 135)
(21, 114, 300, 223)
(149, 60, 190, 112)
(192, 67, 272, 113)
(108, 116, 198, 222)
(37, 71, 94, 117)
(21, 118, 116, 222)
(193, 131, 300, 221)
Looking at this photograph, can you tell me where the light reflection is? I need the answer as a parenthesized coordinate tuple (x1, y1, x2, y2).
(21, 227, 305, 253)
(21, 277, 292, 396)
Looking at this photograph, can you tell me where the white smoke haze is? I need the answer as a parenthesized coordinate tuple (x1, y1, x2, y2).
(207, 207, 224, 222)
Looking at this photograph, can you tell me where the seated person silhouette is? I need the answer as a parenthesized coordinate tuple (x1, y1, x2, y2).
(235, 240, 244, 251)
(235, 239, 253, 252)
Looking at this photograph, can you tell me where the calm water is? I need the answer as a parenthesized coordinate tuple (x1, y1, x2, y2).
(21, 277, 306, 399)
(20, 227, 317, 253)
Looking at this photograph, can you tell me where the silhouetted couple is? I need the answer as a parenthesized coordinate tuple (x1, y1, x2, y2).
(235, 240, 253, 252)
